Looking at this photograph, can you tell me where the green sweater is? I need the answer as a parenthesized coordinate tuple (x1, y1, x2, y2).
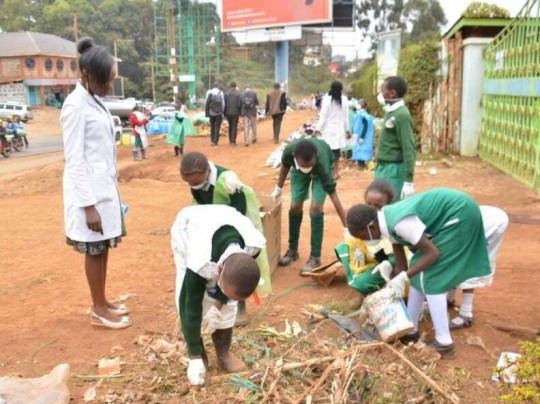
(191, 165, 247, 215)
(179, 225, 245, 356)
(282, 138, 336, 195)
(376, 105, 416, 182)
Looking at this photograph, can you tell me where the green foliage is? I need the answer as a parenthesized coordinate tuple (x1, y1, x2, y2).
(499, 338, 540, 403)
(463, 2, 510, 19)
(397, 40, 439, 135)
(350, 59, 382, 116)
(289, 64, 335, 98)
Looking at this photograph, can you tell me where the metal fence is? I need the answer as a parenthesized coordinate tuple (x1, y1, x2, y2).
(480, 0, 540, 192)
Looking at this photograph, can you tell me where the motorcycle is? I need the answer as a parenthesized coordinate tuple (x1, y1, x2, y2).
(1, 135, 12, 157)
(9, 133, 24, 152)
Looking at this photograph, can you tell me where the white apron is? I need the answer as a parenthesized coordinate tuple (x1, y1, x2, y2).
(134, 110, 149, 148)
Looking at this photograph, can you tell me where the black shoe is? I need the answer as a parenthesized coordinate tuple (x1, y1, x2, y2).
(278, 249, 299, 266)
(300, 256, 321, 273)
(447, 299, 456, 310)
(399, 331, 421, 345)
(428, 339, 455, 356)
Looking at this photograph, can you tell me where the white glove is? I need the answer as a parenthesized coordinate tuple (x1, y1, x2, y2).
(201, 305, 223, 335)
(371, 261, 393, 282)
(401, 182, 414, 199)
(357, 138, 364, 145)
(187, 358, 206, 385)
(386, 271, 409, 298)
(271, 185, 282, 199)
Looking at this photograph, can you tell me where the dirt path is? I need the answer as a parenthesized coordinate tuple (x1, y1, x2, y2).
(1, 110, 540, 402)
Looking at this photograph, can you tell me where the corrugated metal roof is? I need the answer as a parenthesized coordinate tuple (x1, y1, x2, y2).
(0, 32, 77, 58)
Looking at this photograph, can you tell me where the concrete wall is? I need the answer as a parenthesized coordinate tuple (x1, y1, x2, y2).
(0, 82, 27, 104)
(460, 37, 493, 157)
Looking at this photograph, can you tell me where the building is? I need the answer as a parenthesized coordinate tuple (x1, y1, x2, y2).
(0, 31, 79, 107)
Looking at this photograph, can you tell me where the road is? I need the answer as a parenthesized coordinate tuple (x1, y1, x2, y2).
(7, 136, 63, 159)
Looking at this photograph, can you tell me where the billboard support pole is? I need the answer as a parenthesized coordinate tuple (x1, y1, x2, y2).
(275, 40, 289, 91)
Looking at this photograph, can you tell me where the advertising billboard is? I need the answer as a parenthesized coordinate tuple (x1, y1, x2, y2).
(221, 0, 333, 32)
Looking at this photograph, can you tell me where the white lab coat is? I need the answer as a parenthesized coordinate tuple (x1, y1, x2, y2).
(61, 82, 122, 242)
(316, 94, 349, 150)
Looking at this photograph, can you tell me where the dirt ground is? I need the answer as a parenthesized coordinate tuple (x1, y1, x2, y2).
(1, 109, 540, 403)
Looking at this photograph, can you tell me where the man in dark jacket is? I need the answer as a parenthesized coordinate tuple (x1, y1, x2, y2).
(266, 83, 287, 144)
(241, 85, 259, 146)
(205, 83, 225, 146)
(224, 82, 243, 145)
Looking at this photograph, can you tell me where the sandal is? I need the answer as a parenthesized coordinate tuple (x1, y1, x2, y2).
(449, 314, 473, 330)
(86, 303, 129, 316)
(90, 311, 132, 329)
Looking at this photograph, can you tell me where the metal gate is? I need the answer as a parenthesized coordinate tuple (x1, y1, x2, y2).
(480, 0, 540, 192)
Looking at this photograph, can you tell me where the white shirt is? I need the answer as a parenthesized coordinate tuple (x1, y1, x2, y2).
(316, 94, 349, 150)
(378, 210, 426, 246)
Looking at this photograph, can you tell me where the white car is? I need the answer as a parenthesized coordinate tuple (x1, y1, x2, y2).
(112, 115, 123, 142)
(151, 106, 175, 119)
(0, 101, 33, 122)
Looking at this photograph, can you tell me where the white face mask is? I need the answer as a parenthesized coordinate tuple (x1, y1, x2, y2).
(191, 181, 207, 190)
(377, 92, 387, 106)
(365, 221, 381, 246)
(294, 158, 313, 174)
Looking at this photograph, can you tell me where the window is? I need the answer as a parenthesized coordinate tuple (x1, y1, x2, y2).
(0, 104, 4, 109)
(6, 105, 15, 110)
(44, 58, 53, 71)
(70, 60, 77, 71)
(56, 59, 64, 71)
(15, 106, 23, 110)
(25, 58, 36, 69)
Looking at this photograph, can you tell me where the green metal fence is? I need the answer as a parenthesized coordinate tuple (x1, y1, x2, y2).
(480, 0, 540, 192)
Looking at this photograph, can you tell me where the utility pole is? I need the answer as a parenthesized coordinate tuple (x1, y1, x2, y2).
(166, 8, 178, 104)
(72, 14, 79, 42)
(113, 40, 119, 77)
(150, 59, 156, 102)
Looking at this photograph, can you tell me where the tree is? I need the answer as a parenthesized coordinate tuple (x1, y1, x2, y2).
(462, 2, 510, 18)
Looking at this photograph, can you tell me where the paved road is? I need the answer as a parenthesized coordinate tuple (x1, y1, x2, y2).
(5, 136, 63, 159)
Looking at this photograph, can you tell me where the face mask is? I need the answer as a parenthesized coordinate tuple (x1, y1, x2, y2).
(191, 181, 207, 190)
(294, 158, 313, 174)
(377, 92, 386, 106)
(365, 221, 381, 246)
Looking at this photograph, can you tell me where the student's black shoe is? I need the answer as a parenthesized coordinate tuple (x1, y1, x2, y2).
(447, 299, 456, 310)
(278, 249, 299, 266)
(399, 331, 421, 345)
(449, 314, 473, 330)
(428, 339, 455, 357)
(300, 256, 321, 273)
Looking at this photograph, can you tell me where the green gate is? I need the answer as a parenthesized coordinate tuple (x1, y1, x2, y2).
(480, 0, 540, 192)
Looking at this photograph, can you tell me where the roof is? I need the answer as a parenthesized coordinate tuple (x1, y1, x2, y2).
(442, 17, 511, 39)
(0, 32, 77, 58)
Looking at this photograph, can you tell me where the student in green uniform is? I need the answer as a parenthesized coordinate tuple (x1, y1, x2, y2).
(346, 188, 491, 355)
(180, 152, 272, 325)
(166, 103, 196, 157)
(172, 204, 265, 385)
(375, 76, 416, 201)
(272, 138, 347, 272)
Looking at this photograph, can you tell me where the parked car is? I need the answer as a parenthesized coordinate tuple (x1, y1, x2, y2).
(0, 102, 33, 122)
(151, 106, 175, 119)
(112, 115, 123, 142)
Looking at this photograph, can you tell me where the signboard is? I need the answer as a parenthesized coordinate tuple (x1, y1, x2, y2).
(376, 30, 402, 90)
(179, 74, 196, 82)
(221, 0, 332, 32)
(237, 25, 302, 44)
(306, 0, 355, 29)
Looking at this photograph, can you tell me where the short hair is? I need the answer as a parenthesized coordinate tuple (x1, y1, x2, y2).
(222, 253, 260, 299)
(274, 82, 281, 90)
(347, 204, 378, 233)
(365, 180, 394, 203)
(294, 140, 317, 162)
(384, 76, 407, 98)
(180, 152, 208, 175)
(230, 82, 236, 88)
(77, 37, 114, 87)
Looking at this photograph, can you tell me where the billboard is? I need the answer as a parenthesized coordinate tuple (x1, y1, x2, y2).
(221, 0, 332, 32)
(376, 30, 402, 90)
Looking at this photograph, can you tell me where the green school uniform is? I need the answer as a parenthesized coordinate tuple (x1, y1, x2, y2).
(191, 164, 272, 296)
(382, 188, 490, 294)
(167, 112, 196, 146)
(375, 103, 415, 201)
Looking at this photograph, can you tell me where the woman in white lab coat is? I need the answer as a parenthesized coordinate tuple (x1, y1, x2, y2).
(316, 80, 350, 180)
(61, 37, 131, 329)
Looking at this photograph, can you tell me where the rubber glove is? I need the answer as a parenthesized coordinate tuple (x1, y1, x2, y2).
(187, 358, 206, 385)
(371, 261, 393, 282)
(201, 304, 223, 335)
(387, 271, 409, 298)
(357, 138, 364, 145)
(271, 185, 282, 200)
(400, 182, 414, 199)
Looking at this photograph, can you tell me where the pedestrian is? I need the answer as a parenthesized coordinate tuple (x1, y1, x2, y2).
(272, 138, 347, 272)
(375, 76, 416, 201)
(241, 85, 259, 146)
(316, 80, 349, 180)
(13, 115, 29, 148)
(171, 204, 265, 385)
(129, 105, 149, 161)
(0, 119, 8, 157)
(179, 151, 272, 325)
(346, 90, 358, 134)
(352, 99, 376, 168)
(166, 103, 196, 157)
(205, 82, 225, 146)
(265, 83, 287, 144)
(347, 188, 495, 356)
(224, 82, 242, 146)
(60, 37, 130, 329)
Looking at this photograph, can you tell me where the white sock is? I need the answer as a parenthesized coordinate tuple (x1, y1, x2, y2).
(426, 293, 453, 345)
(447, 289, 456, 302)
(459, 292, 474, 318)
(407, 286, 425, 333)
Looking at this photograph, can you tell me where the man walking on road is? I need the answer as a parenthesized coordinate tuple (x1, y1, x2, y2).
(241, 85, 259, 146)
(205, 83, 225, 146)
(224, 82, 243, 146)
(266, 83, 287, 144)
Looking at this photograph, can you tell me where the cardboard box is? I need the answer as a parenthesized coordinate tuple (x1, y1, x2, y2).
(259, 195, 281, 274)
